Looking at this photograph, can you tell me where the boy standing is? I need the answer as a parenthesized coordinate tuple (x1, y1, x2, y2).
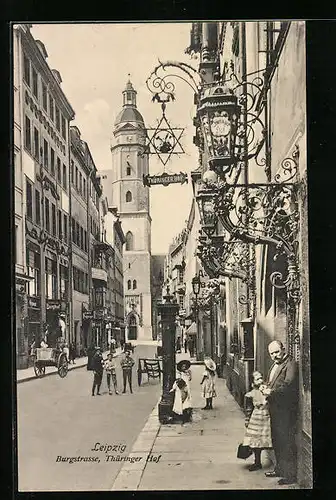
(104, 353, 119, 395)
(120, 350, 135, 393)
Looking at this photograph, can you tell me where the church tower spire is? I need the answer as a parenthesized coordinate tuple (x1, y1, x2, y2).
(122, 75, 137, 107)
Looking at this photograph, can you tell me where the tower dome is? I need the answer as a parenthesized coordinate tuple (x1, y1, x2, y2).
(114, 77, 145, 128)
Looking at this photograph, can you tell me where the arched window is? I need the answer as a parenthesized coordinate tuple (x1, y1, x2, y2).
(126, 191, 132, 202)
(133, 279, 137, 290)
(127, 279, 131, 290)
(125, 231, 133, 251)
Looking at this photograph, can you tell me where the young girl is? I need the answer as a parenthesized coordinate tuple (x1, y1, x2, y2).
(200, 358, 217, 409)
(169, 377, 192, 423)
(243, 371, 273, 471)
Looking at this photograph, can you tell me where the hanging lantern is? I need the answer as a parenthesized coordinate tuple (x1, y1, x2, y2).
(197, 83, 240, 174)
(196, 186, 217, 236)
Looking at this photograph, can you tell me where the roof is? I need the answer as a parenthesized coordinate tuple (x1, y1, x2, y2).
(114, 106, 145, 127)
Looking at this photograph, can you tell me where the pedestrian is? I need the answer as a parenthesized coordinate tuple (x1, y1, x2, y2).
(110, 337, 116, 353)
(200, 357, 217, 409)
(188, 337, 194, 358)
(120, 350, 135, 393)
(91, 346, 104, 396)
(242, 371, 273, 471)
(176, 359, 192, 393)
(40, 337, 48, 348)
(261, 340, 299, 485)
(87, 343, 95, 371)
(169, 377, 192, 423)
(176, 336, 182, 353)
(69, 342, 76, 364)
(184, 337, 188, 354)
(104, 353, 119, 395)
(29, 337, 36, 356)
(63, 342, 70, 362)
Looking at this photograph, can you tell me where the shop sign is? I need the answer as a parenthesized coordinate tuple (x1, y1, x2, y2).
(143, 172, 188, 187)
(46, 299, 66, 312)
(28, 296, 41, 309)
(94, 309, 106, 320)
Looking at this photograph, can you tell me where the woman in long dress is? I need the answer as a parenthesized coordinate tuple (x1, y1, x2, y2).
(200, 358, 217, 409)
(242, 371, 273, 471)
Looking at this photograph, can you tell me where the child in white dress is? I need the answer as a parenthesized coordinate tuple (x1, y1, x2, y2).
(200, 358, 217, 410)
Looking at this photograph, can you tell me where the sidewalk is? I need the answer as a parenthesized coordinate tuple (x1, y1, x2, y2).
(16, 348, 122, 384)
(111, 359, 299, 491)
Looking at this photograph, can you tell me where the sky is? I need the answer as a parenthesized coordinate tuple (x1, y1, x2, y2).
(30, 23, 199, 254)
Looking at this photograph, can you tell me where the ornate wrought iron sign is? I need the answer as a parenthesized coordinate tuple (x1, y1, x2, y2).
(143, 171, 188, 187)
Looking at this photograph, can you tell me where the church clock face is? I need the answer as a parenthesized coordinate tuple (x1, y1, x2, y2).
(127, 136, 133, 142)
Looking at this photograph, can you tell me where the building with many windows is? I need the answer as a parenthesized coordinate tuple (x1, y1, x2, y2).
(14, 24, 75, 364)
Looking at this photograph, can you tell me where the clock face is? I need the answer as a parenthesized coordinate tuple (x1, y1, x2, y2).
(127, 136, 133, 142)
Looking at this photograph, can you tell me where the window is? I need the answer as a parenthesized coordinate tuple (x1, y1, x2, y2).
(32, 68, 38, 98)
(58, 209, 62, 239)
(23, 54, 30, 86)
(126, 166, 131, 176)
(42, 82, 48, 111)
(45, 257, 57, 299)
(61, 115, 66, 140)
(80, 227, 84, 250)
(51, 203, 56, 236)
(76, 222, 80, 247)
(59, 265, 68, 300)
(72, 217, 76, 242)
(49, 95, 54, 121)
(79, 172, 82, 194)
(55, 106, 60, 131)
(50, 148, 55, 176)
(62, 164, 67, 190)
(83, 178, 86, 199)
(75, 167, 78, 189)
(45, 198, 50, 232)
(71, 160, 74, 184)
(43, 139, 48, 169)
(35, 189, 41, 225)
(125, 231, 133, 251)
(133, 279, 137, 290)
(24, 115, 31, 152)
(127, 280, 131, 290)
(63, 214, 68, 242)
(27, 250, 41, 296)
(26, 180, 33, 219)
(126, 191, 132, 202)
(57, 157, 61, 183)
(34, 127, 39, 160)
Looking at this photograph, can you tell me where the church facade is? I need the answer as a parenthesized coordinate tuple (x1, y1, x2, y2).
(99, 79, 154, 341)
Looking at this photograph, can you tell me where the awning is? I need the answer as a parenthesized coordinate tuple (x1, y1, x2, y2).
(185, 322, 197, 335)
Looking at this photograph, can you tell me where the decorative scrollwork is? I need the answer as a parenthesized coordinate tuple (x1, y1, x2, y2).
(146, 60, 200, 104)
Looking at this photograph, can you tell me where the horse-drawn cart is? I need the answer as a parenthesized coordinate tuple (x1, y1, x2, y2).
(33, 347, 69, 378)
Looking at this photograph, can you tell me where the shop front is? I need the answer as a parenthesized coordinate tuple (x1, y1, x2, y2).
(45, 299, 69, 347)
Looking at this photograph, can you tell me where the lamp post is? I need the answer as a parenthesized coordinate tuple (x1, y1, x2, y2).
(192, 273, 202, 361)
(157, 286, 179, 424)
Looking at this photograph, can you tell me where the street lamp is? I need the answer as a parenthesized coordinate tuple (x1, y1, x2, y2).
(197, 83, 241, 176)
(192, 273, 202, 361)
(196, 186, 217, 237)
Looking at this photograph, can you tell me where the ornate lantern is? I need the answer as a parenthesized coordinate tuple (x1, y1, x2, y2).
(196, 186, 217, 237)
(191, 274, 201, 296)
(197, 83, 241, 174)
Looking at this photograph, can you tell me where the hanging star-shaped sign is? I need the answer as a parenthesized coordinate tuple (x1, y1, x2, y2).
(146, 113, 184, 166)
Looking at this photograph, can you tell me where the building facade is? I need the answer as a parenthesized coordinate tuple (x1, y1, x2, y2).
(100, 79, 153, 341)
(185, 20, 311, 488)
(14, 24, 75, 363)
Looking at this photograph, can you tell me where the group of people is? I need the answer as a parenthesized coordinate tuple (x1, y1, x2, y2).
(89, 346, 135, 396)
(169, 357, 218, 423)
(241, 340, 298, 485)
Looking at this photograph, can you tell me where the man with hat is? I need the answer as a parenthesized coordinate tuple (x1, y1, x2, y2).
(91, 346, 104, 396)
(120, 349, 135, 393)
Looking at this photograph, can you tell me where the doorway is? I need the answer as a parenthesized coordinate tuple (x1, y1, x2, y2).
(128, 314, 137, 340)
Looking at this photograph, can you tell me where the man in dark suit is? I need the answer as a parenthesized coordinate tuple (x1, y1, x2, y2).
(262, 340, 299, 485)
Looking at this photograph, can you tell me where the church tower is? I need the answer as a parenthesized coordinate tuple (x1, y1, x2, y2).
(107, 78, 152, 341)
